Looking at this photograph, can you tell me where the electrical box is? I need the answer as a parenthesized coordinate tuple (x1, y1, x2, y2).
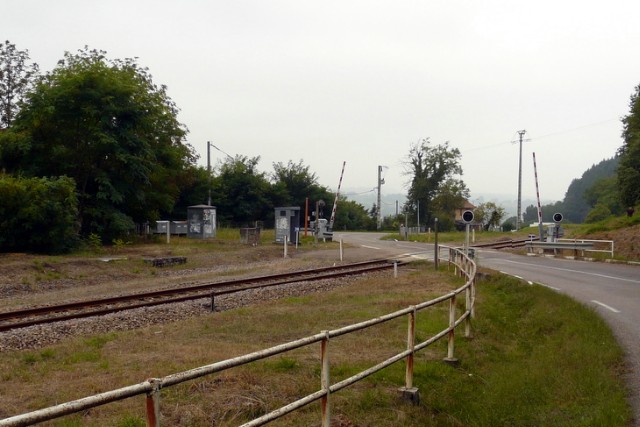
(155, 220, 169, 234)
(274, 207, 300, 244)
(171, 221, 188, 235)
(187, 205, 217, 239)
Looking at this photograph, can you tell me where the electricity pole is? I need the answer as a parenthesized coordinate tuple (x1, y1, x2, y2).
(207, 141, 212, 206)
(377, 165, 385, 230)
(516, 130, 526, 230)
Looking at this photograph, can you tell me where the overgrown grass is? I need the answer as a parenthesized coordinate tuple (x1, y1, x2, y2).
(0, 266, 631, 426)
(417, 274, 632, 426)
(572, 211, 640, 235)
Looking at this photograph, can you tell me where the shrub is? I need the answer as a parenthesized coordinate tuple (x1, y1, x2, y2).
(585, 203, 612, 223)
(0, 175, 79, 253)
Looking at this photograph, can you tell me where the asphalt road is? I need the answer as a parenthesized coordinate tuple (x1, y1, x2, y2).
(335, 231, 640, 425)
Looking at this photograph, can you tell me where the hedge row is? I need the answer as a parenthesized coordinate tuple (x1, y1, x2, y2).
(0, 175, 78, 253)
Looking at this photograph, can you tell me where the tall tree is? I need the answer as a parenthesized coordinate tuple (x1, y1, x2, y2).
(618, 84, 640, 209)
(562, 157, 619, 223)
(210, 155, 274, 227)
(333, 197, 374, 230)
(0, 175, 78, 253)
(272, 160, 322, 206)
(0, 48, 194, 240)
(432, 178, 470, 219)
(271, 159, 333, 222)
(474, 201, 507, 231)
(0, 41, 39, 129)
(167, 164, 211, 220)
(584, 176, 622, 216)
(403, 138, 467, 226)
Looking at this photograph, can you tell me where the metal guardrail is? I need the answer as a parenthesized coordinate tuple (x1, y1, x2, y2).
(0, 247, 477, 427)
(526, 239, 615, 258)
(557, 238, 614, 258)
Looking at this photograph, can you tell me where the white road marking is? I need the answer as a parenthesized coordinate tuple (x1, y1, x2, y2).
(498, 259, 640, 284)
(591, 300, 621, 313)
(361, 245, 380, 250)
(498, 271, 526, 282)
(498, 271, 561, 290)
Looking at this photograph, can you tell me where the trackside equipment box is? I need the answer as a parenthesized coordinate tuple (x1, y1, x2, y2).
(187, 205, 217, 239)
(274, 207, 300, 243)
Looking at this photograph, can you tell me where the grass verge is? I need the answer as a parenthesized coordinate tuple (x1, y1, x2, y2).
(0, 265, 631, 426)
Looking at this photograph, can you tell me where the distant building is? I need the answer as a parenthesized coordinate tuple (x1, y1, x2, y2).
(454, 200, 476, 222)
(454, 200, 482, 231)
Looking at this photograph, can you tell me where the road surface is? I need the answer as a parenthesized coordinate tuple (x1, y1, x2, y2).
(335, 231, 640, 425)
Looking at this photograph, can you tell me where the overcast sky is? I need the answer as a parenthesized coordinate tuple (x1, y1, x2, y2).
(6, 1, 640, 206)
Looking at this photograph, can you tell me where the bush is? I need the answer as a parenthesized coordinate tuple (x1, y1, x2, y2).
(435, 215, 455, 232)
(0, 175, 79, 253)
(585, 203, 612, 223)
(501, 220, 515, 232)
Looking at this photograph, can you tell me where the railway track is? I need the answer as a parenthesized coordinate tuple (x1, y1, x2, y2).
(0, 259, 400, 332)
(471, 237, 539, 250)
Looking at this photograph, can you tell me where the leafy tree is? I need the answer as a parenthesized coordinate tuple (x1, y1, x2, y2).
(523, 201, 563, 224)
(404, 138, 467, 225)
(381, 213, 404, 231)
(333, 198, 374, 230)
(618, 84, 640, 209)
(211, 155, 274, 227)
(272, 160, 320, 205)
(432, 178, 470, 219)
(271, 159, 335, 226)
(168, 164, 211, 219)
(523, 204, 538, 225)
(475, 202, 507, 231)
(584, 176, 623, 216)
(0, 40, 39, 129)
(562, 157, 619, 223)
(584, 203, 612, 223)
(0, 175, 78, 253)
(0, 48, 194, 240)
(436, 215, 456, 232)
(502, 217, 516, 232)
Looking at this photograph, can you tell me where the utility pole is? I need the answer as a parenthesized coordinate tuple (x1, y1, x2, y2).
(516, 130, 526, 230)
(207, 141, 211, 206)
(377, 165, 385, 230)
(208, 142, 234, 206)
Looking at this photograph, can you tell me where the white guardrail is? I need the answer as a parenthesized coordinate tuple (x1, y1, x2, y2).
(557, 238, 614, 258)
(525, 239, 615, 258)
(0, 246, 476, 427)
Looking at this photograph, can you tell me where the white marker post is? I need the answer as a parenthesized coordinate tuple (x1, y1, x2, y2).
(284, 235, 288, 258)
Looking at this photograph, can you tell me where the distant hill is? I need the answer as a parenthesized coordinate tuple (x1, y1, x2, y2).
(344, 191, 406, 217)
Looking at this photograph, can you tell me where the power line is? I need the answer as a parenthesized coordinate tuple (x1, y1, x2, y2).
(529, 118, 618, 141)
(516, 130, 527, 231)
(461, 117, 618, 153)
(344, 188, 377, 196)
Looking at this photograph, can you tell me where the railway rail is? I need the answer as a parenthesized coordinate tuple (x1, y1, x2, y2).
(471, 237, 539, 250)
(0, 259, 400, 332)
